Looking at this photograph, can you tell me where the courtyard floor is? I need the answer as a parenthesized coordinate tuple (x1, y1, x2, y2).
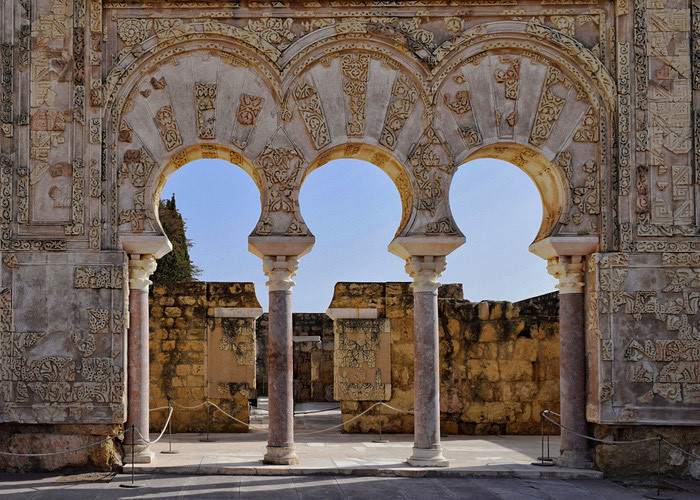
(1, 402, 699, 498)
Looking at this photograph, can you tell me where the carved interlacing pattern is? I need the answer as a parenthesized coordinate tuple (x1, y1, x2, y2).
(379, 73, 419, 150)
(293, 81, 331, 149)
(155, 105, 183, 152)
(195, 82, 217, 140)
(341, 54, 369, 138)
(529, 66, 572, 147)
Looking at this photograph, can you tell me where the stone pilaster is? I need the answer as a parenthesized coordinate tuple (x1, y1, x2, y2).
(262, 255, 300, 465)
(405, 256, 449, 467)
(124, 254, 157, 464)
(547, 255, 592, 468)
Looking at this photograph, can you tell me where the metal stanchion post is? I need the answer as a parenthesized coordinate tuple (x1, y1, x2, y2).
(161, 399, 179, 454)
(200, 401, 216, 443)
(372, 403, 388, 444)
(532, 411, 554, 466)
(120, 425, 146, 488)
(645, 436, 671, 500)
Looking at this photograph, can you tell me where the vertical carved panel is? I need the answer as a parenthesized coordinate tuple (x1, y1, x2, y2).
(334, 319, 391, 401)
(529, 67, 572, 147)
(293, 81, 331, 149)
(340, 54, 369, 138)
(379, 73, 419, 150)
(194, 82, 217, 140)
(155, 105, 182, 151)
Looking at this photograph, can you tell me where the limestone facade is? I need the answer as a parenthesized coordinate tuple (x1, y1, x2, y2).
(0, 0, 698, 473)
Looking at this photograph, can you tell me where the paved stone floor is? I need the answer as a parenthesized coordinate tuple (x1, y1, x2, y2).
(1, 472, 700, 499)
(2, 402, 699, 498)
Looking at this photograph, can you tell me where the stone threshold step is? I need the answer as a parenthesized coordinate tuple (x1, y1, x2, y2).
(128, 465, 604, 480)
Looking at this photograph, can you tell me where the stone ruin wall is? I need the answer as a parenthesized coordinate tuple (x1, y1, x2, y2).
(331, 283, 560, 435)
(149, 282, 260, 433)
(149, 281, 559, 435)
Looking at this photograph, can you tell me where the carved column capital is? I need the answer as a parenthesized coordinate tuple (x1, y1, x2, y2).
(263, 255, 299, 292)
(547, 255, 585, 294)
(128, 254, 157, 291)
(405, 256, 447, 294)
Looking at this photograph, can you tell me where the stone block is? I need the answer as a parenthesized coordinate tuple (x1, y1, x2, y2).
(164, 306, 181, 317)
(479, 323, 500, 342)
(489, 302, 503, 320)
(514, 338, 538, 361)
(499, 360, 533, 381)
(467, 360, 499, 382)
(477, 301, 490, 321)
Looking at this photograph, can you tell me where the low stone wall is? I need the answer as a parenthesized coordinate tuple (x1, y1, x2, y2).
(591, 425, 700, 477)
(149, 282, 260, 433)
(0, 423, 122, 472)
(334, 283, 560, 435)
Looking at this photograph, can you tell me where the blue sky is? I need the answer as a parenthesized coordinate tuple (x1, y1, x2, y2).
(161, 157, 557, 311)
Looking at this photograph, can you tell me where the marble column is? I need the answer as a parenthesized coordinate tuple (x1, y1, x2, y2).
(547, 255, 591, 468)
(124, 254, 157, 464)
(405, 256, 449, 467)
(262, 255, 300, 465)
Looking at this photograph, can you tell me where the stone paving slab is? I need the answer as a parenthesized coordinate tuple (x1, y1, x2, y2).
(131, 431, 603, 479)
(0, 472, 699, 499)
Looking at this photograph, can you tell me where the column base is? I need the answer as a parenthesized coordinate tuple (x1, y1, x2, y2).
(123, 444, 154, 464)
(263, 446, 299, 465)
(554, 450, 594, 469)
(407, 447, 450, 467)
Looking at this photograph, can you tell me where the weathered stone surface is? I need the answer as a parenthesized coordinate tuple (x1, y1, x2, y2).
(149, 282, 260, 433)
(2, 0, 700, 475)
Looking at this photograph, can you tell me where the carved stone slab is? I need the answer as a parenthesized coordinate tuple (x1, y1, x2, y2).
(333, 318, 391, 401)
(206, 317, 256, 400)
(0, 251, 127, 424)
(587, 252, 700, 425)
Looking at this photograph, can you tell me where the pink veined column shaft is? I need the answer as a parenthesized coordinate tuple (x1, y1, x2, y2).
(412, 290, 441, 451)
(559, 291, 588, 453)
(266, 289, 294, 450)
(125, 287, 149, 446)
(406, 255, 448, 466)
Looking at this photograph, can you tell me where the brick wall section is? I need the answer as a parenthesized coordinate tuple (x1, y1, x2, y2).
(149, 282, 260, 433)
(332, 283, 560, 435)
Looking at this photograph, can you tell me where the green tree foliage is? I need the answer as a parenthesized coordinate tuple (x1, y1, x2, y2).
(151, 195, 202, 282)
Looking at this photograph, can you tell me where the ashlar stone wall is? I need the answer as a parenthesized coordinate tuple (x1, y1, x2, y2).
(330, 283, 560, 435)
(149, 282, 260, 433)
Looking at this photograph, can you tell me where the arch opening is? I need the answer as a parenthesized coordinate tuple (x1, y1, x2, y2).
(447, 156, 559, 301)
(297, 157, 406, 312)
(302, 144, 414, 238)
(464, 143, 568, 244)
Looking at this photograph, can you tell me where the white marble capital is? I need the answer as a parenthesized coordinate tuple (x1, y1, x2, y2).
(405, 256, 447, 293)
(128, 254, 157, 291)
(547, 255, 585, 294)
(263, 255, 299, 292)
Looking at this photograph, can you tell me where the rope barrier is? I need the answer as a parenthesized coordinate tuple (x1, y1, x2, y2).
(136, 405, 173, 445)
(295, 402, 383, 436)
(0, 428, 131, 457)
(207, 400, 267, 431)
(541, 411, 659, 445)
(170, 400, 208, 410)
